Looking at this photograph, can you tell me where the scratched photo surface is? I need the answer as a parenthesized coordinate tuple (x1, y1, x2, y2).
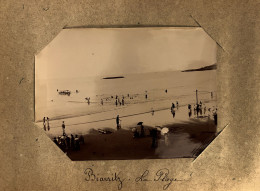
(35, 27, 218, 161)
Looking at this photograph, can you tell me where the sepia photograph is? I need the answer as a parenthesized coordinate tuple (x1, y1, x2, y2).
(35, 27, 219, 161)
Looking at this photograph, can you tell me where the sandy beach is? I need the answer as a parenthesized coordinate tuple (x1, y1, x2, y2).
(36, 70, 218, 160)
(41, 101, 218, 160)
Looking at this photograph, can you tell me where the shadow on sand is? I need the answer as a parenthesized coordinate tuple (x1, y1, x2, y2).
(66, 118, 218, 161)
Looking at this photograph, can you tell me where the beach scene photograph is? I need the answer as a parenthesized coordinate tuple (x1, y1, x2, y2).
(35, 27, 219, 161)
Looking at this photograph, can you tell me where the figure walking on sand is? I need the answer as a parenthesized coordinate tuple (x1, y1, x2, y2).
(116, 115, 121, 130)
(62, 121, 66, 136)
(176, 101, 179, 109)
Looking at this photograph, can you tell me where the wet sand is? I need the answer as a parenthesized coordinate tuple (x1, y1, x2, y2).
(64, 118, 217, 161)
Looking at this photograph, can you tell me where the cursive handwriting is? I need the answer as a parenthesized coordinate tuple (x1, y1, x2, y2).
(84, 168, 125, 190)
(135, 168, 192, 190)
(154, 168, 175, 190)
(84, 167, 192, 190)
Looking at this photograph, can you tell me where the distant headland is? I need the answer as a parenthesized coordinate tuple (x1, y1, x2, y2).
(103, 76, 125, 79)
(182, 64, 217, 72)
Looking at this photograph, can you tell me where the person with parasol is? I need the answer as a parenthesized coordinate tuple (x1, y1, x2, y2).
(161, 127, 170, 146)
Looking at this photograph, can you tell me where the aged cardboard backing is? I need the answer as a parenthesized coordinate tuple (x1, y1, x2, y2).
(0, 0, 259, 190)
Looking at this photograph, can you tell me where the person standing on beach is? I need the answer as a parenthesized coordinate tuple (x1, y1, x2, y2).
(47, 117, 50, 131)
(43, 117, 46, 131)
(43, 117, 46, 126)
(176, 101, 179, 109)
(116, 115, 120, 130)
(172, 110, 176, 118)
(188, 109, 192, 118)
(62, 121, 66, 136)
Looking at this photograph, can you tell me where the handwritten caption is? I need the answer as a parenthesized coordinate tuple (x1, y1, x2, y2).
(84, 167, 192, 190)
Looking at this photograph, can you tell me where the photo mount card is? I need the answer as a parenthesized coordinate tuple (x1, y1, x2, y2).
(35, 27, 220, 161)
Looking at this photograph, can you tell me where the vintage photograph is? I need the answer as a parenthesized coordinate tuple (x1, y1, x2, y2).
(35, 27, 218, 161)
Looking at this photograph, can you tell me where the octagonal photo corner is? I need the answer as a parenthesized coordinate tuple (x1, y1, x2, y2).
(35, 27, 221, 161)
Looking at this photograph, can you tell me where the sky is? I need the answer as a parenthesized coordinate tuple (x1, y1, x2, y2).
(35, 27, 217, 80)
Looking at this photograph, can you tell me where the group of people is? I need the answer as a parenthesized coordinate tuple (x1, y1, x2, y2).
(187, 101, 206, 117)
(115, 95, 125, 106)
(53, 134, 84, 151)
(43, 117, 50, 131)
(187, 102, 218, 125)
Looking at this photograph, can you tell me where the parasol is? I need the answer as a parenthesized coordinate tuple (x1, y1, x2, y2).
(161, 127, 169, 135)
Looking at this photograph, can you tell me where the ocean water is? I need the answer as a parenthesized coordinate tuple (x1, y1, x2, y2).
(36, 70, 216, 123)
